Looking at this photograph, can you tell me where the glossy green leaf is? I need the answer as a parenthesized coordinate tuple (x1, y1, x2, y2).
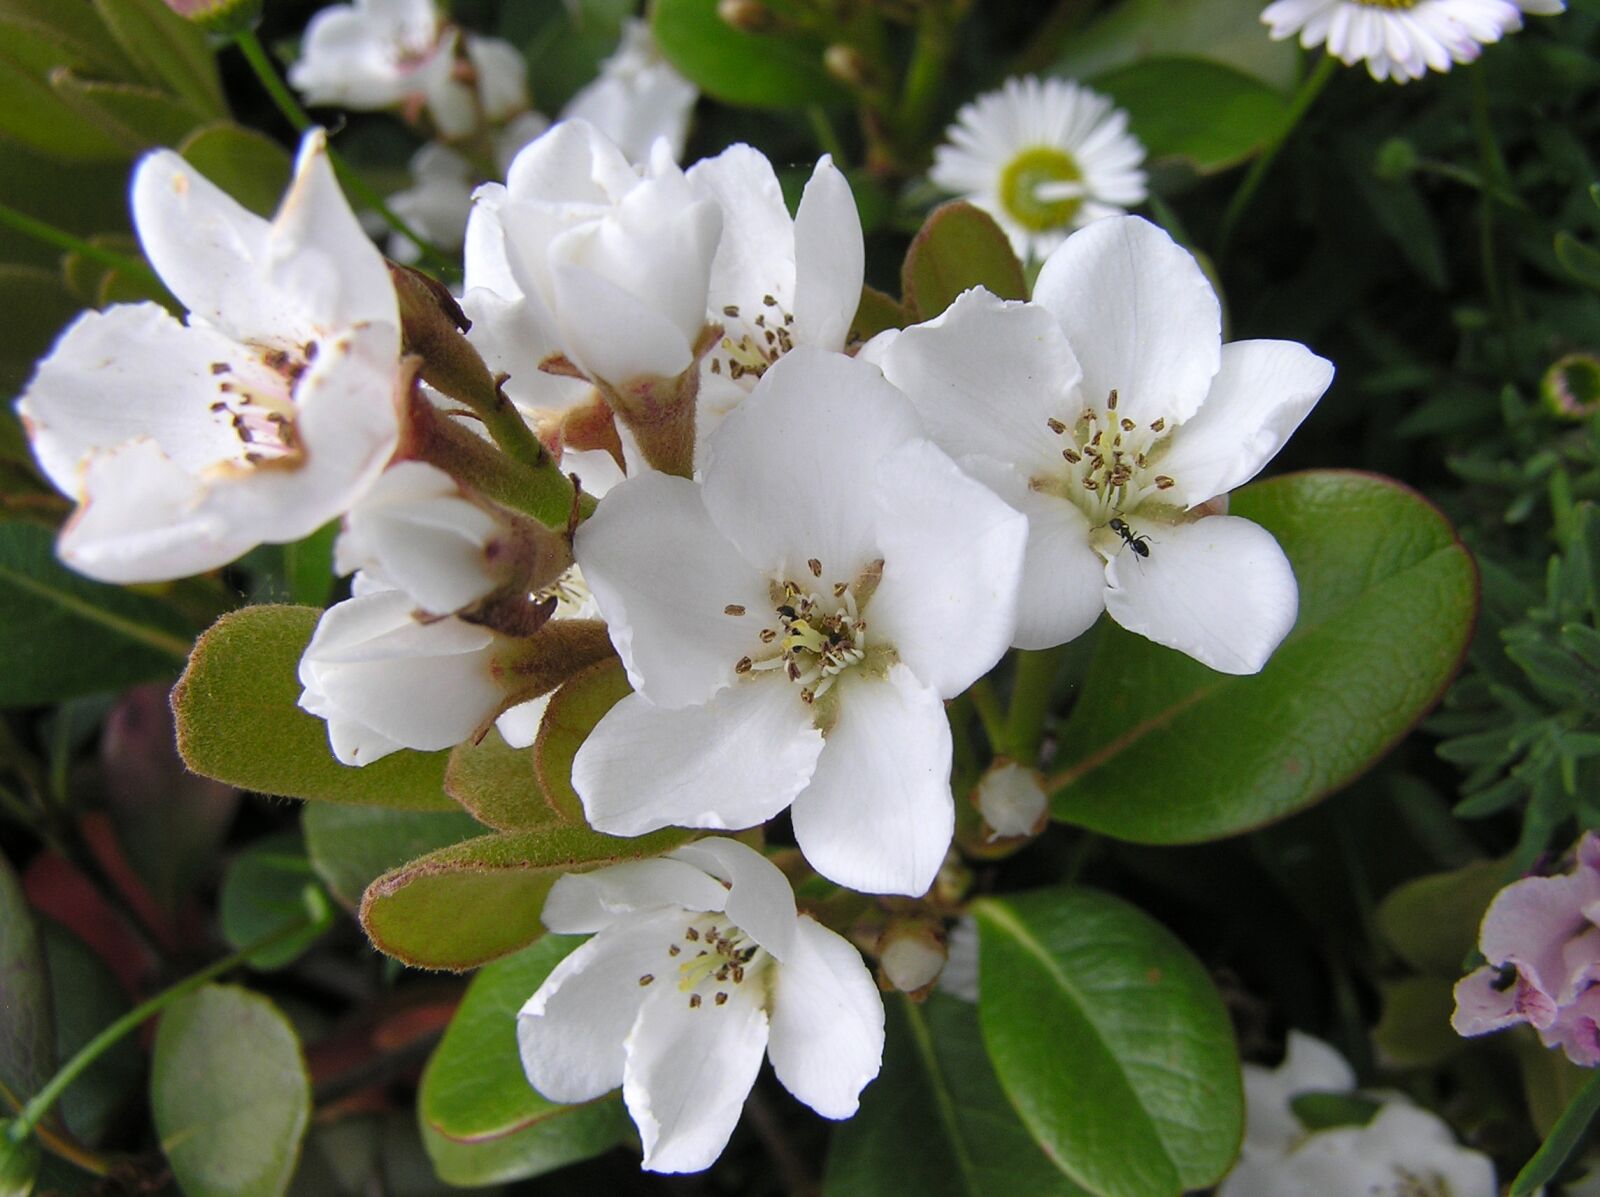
(0, 263, 84, 395)
(152, 985, 311, 1197)
(973, 888, 1242, 1197)
(1372, 977, 1462, 1070)
(1375, 857, 1505, 977)
(0, 520, 195, 707)
(446, 727, 558, 832)
(38, 921, 141, 1146)
(173, 605, 456, 810)
(301, 804, 485, 909)
(359, 824, 694, 970)
(219, 832, 334, 970)
(826, 993, 1088, 1197)
(91, 0, 225, 118)
(420, 1112, 627, 1188)
(0, 854, 52, 1109)
(901, 202, 1028, 323)
(1052, 0, 1299, 92)
(0, 43, 127, 160)
(1090, 58, 1291, 174)
(535, 658, 631, 823)
(1051, 472, 1478, 843)
(1513, 1070, 1600, 1196)
(651, 0, 844, 110)
(178, 122, 291, 219)
(48, 71, 202, 151)
(420, 936, 629, 1179)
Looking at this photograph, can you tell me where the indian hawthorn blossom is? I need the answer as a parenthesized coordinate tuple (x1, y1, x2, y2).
(869, 215, 1335, 674)
(562, 18, 699, 163)
(571, 348, 1027, 896)
(517, 837, 883, 1173)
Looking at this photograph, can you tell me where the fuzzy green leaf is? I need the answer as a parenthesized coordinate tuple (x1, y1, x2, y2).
(446, 727, 559, 832)
(901, 201, 1028, 323)
(301, 804, 485, 909)
(535, 659, 631, 823)
(178, 122, 291, 219)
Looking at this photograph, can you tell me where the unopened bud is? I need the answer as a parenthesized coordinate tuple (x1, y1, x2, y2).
(1373, 137, 1418, 181)
(0, 1123, 38, 1197)
(824, 44, 875, 91)
(718, 0, 775, 33)
(1542, 353, 1600, 421)
(877, 920, 947, 999)
(162, 0, 261, 35)
(973, 761, 1048, 842)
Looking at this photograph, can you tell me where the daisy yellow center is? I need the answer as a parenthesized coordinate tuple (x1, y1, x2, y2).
(635, 913, 772, 1011)
(998, 146, 1085, 233)
(728, 557, 886, 710)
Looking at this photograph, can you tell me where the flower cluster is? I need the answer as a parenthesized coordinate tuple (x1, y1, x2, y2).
(1453, 833, 1600, 1066)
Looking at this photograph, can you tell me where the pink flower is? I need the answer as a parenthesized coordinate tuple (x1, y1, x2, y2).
(1452, 833, 1600, 1066)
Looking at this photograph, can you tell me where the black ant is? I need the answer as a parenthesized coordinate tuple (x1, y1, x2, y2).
(1108, 517, 1151, 558)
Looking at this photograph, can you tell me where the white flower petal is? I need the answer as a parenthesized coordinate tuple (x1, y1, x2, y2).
(875, 287, 1081, 473)
(572, 683, 824, 836)
(549, 252, 697, 383)
(575, 472, 770, 707)
(700, 347, 923, 579)
(495, 695, 549, 748)
(670, 838, 797, 963)
(961, 457, 1105, 650)
(625, 976, 770, 1173)
(517, 912, 677, 1104)
(688, 144, 797, 317)
(866, 438, 1027, 697)
(541, 859, 731, 934)
(766, 916, 884, 1118)
(1157, 340, 1334, 508)
(1103, 515, 1297, 675)
(790, 665, 953, 896)
(1032, 215, 1221, 428)
(790, 155, 863, 352)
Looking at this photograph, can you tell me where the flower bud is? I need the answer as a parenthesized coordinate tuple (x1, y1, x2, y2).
(824, 45, 875, 91)
(973, 760, 1048, 842)
(877, 919, 948, 999)
(1542, 353, 1600, 421)
(162, 0, 261, 35)
(718, 0, 775, 32)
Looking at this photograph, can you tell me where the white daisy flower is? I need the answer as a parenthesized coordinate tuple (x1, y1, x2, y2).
(929, 75, 1147, 264)
(1261, 0, 1550, 83)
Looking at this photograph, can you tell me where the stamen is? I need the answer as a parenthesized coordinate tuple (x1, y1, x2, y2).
(1046, 417, 1066, 434)
(1107, 388, 1119, 410)
(807, 558, 823, 577)
(639, 974, 654, 986)
(724, 604, 746, 616)
(1155, 475, 1175, 490)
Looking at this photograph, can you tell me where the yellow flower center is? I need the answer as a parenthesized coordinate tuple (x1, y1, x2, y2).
(998, 146, 1085, 233)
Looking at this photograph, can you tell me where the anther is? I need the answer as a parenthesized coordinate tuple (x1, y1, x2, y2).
(763, 294, 777, 306)
(715, 992, 729, 1006)
(725, 604, 746, 616)
(689, 994, 702, 1009)
(210, 362, 230, 375)
(1062, 448, 1081, 463)
(1155, 475, 1175, 490)
(1149, 418, 1164, 432)
(736, 657, 753, 674)
(1046, 417, 1066, 434)
(808, 558, 822, 577)
(711, 359, 722, 374)
(833, 582, 847, 597)
(668, 944, 681, 956)
(639, 974, 654, 986)
(685, 927, 700, 941)
(759, 628, 777, 643)
(1107, 388, 1119, 410)
(1120, 418, 1136, 432)
(723, 305, 740, 317)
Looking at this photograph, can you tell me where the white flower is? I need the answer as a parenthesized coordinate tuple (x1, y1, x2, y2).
(929, 75, 1147, 263)
(480, 119, 721, 393)
(868, 216, 1334, 674)
(492, 564, 603, 748)
(974, 760, 1048, 840)
(517, 837, 884, 1174)
(561, 19, 699, 163)
(17, 132, 401, 584)
(569, 348, 1027, 896)
(385, 143, 474, 263)
(464, 33, 529, 124)
(688, 145, 863, 446)
(1220, 1033, 1496, 1197)
(297, 579, 510, 765)
(334, 461, 505, 615)
(1261, 0, 1547, 81)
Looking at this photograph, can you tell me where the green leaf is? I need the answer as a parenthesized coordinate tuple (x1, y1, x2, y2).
(1512, 1069, 1600, 1196)
(219, 832, 334, 970)
(0, 520, 196, 707)
(1375, 858, 1505, 977)
(1288, 1091, 1382, 1130)
(419, 936, 628, 1181)
(47, 70, 203, 151)
(0, 263, 83, 396)
(826, 994, 1089, 1197)
(38, 921, 141, 1146)
(849, 284, 905, 344)
(1372, 977, 1463, 1070)
(901, 202, 1027, 323)
(178, 122, 291, 220)
(651, 0, 845, 110)
(90, 0, 225, 118)
(172, 605, 457, 810)
(0, 854, 52, 1109)
(1051, 472, 1478, 843)
(1052, 0, 1299, 93)
(535, 659, 631, 823)
(0, 43, 127, 160)
(446, 727, 558, 832)
(301, 803, 485, 909)
(359, 824, 694, 970)
(0, 0, 142, 81)
(1555, 231, 1600, 292)
(972, 888, 1242, 1197)
(1089, 58, 1291, 174)
(152, 985, 311, 1197)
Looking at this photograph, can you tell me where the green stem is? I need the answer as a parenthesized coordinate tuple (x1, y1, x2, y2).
(1470, 68, 1518, 360)
(0, 202, 164, 291)
(806, 106, 847, 168)
(1217, 53, 1336, 258)
(1001, 647, 1065, 764)
(1512, 1068, 1600, 1196)
(969, 678, 1007, 752)
(5, 917, 313, 1145)
(896, 5, 955, 155)
(232, 29, 453, 276)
